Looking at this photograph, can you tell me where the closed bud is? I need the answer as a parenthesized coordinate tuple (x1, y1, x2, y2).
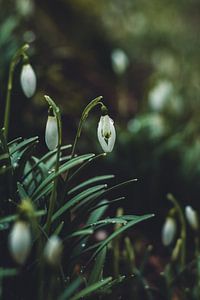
(45, 116, 58, 150)
(161, 217, 177, 246)
(20, 63, 36, 98)
(44, 235, 63, 266)
(185, 206, 198, 231)
(97, 114, 116, 153)
(8, 221, 32, 264)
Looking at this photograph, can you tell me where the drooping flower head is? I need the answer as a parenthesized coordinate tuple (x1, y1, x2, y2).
(185, 206, 198, 231)
(8, 221, 32, 265)
(97, 107, 116, 153)
(44, 235, 63, 267)
(161, 217, 177, 246)
(20, 63, 36, 98)
(45, 108, 58, 150)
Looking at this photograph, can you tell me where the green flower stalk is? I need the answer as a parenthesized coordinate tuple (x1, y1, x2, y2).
(4, 44, 30, 138)
(167, 193, 186, 269)
(44, 96, 62, 234)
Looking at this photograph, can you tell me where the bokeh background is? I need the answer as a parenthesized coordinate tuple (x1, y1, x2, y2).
(1, 0, 200, 246)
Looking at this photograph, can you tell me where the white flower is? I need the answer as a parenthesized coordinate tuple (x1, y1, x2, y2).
(45, 116, 58, 150)
(111, 49, 129, 75)
(44, 235, 63, 266)
(185, 206, 198, 231)
(20, 63, 36, 98)
(8, 221, 32, 265)
(97, 115, 116, 153)
(161, 217, 176, 246)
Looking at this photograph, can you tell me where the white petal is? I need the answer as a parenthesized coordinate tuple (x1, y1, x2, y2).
(161, 217, 176, 246)
(45, 116, 58, 150)
(8, 221, 32, 264)
(97, 117, 110, 152)
(20, 64, 36, 98)
(185, 206, 198, 230)
(107, 118, 116, 152)
(44, 235, 63, 266)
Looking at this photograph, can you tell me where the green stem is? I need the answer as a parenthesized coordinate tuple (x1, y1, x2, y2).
(167, 193, 186, 269)
(3, 44, 29, 138)
(64, 96, 104, 183)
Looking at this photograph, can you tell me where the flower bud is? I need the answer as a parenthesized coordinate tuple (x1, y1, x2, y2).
(44, 235, 63, 266)
(97, 115, 116, 153)
(45, 116, 58, 150)
(161, 217, 176, 246)
(185, 206, 198, 231)
(20, 63, 36, 98)
(8, 221, 32, 264)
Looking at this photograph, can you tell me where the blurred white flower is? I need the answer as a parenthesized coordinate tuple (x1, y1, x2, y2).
(185, 206, 198, 231)
(149, 80, 173, 111)
(95, 230, 108, 241)
(20, 63, 36, 98)
(45, 116, 58, 150)
(162, 217, 176, 246)
(44, 235, 63, 266)
(97, 115, 116, 153)
(111, 49, 129, 75)
(8, 221, 31, 265)
(16, 0, 34, 17)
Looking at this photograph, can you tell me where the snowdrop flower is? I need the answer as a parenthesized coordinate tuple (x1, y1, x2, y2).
(162, 217, 177, 246)
(8, 221, 32, 265)
(111, 48, 129, 75)
(20, 63, 36, 98)
(45, 115, 58, 150)
(185, 206, 198, 231)
(97, 114, 116, 153)
(44, 235, 63, 266)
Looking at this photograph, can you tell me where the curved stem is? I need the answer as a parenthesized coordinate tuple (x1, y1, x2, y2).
(65, 96, 104, 183)
(3, 44, 29, 139)
(167, 193, 186, 269)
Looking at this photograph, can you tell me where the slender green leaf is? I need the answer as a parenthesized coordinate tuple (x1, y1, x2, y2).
(88, 214, 154, 263)
(31, 153, 95, 201)
(0, 268, 17, 278)
(68, 175, 114, 195)
(10, 137, 39, 155)
(17, 182, 29, 199)
(68, 277, 112, 300)
(22, 144, 72, 181)
(58, 277, 84, 300)
(52, 185, 106, 222)
(88, 247, 107, 285)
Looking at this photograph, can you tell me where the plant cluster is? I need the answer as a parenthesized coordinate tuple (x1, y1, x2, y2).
(0, 45, 153, 300)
